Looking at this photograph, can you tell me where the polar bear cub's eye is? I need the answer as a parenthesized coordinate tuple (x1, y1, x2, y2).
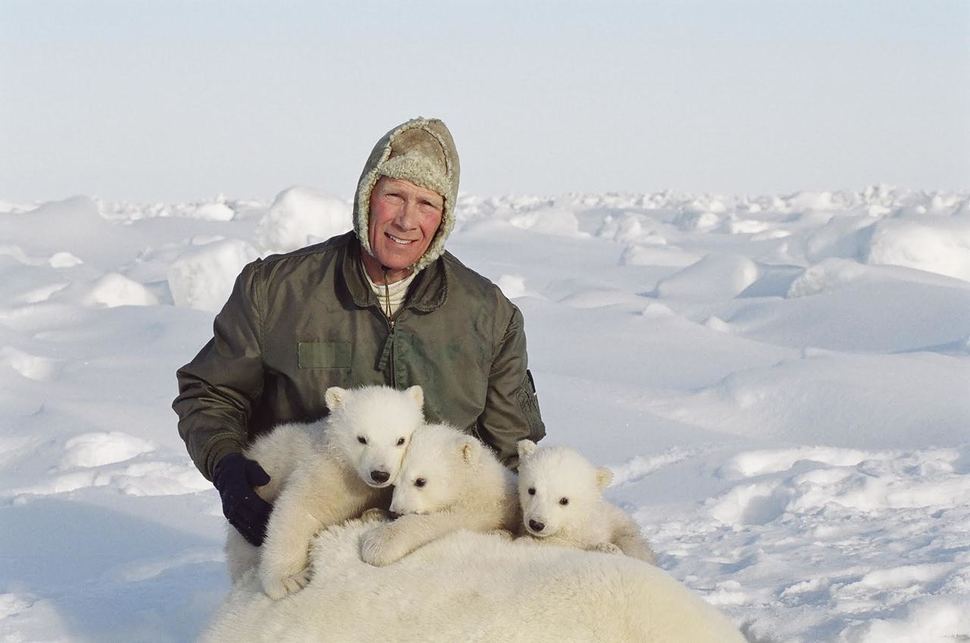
(559, 497, 569, 506)
(415, 478, 427, 488)
(396, 437, 406, 446)
(527, 487, 535, 495)
(357, 436, 367, 445)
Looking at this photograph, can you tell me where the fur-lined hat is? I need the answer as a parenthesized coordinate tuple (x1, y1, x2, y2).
(353, 118, 460, 273)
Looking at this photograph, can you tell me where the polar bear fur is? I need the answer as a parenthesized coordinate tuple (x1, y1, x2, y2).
(359, 423, 519, 567)
(225, 384, 425, 599)
(516, 439, 656, 564)
(202, 518, 747, 643)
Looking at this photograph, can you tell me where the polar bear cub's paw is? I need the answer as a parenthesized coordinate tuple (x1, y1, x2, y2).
(590, 542, 623, 555)
(360, 524, 409, 567)
(262, 566, 313, 600)
(360, 507, 392, 524)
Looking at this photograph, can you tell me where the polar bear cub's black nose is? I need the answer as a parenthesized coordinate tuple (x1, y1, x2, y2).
(371, 470, 390, 483)
(529, 519, 545, 532)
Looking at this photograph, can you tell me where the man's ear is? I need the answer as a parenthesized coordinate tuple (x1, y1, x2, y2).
(405, 385, 424, 409)
(595, 467, 614, 492)
(325, 387, 349, 410)
(517, 439, 537, 460)
(460, 436, 482, 465)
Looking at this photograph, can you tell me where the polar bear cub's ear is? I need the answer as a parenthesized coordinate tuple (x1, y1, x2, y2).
(325, 386, 350, 410)
(517, 439, 537, 460)
(595, 467, 614, 492)
(405, 385, 424, 409)
(459, 435, 482, 465)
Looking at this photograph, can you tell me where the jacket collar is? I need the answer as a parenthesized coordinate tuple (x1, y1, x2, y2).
(341, 236, 447, 314)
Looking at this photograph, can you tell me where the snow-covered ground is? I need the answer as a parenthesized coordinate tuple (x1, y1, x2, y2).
(1, 185, 968, 642)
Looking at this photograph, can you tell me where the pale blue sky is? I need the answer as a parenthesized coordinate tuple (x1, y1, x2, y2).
(2, 0, 968, 201)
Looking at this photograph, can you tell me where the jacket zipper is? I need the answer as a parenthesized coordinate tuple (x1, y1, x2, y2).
(387, 317, 396, 388)
(381, 269, 397, 388)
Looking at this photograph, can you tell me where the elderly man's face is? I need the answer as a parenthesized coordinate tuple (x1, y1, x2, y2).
(366, 176, 444, 280)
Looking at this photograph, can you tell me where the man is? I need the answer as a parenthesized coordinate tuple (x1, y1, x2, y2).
(173, 117, 545, 547)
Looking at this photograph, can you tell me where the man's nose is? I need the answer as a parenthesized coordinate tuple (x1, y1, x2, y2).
(394, 200, 419, 229)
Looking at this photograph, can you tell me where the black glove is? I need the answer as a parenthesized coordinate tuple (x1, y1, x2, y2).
(212, 452, 273, 546)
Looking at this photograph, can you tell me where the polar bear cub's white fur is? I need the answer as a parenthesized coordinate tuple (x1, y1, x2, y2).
(359, 423, 520, 567)
(225, 384, 425, 599)
(516, 439, 656, 563)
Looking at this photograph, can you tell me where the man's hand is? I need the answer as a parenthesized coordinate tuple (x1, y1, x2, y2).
(213, 453, 273, 546)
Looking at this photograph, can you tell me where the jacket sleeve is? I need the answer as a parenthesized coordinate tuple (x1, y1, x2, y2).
(173, 260, 267, 480)
(477, 303, 546, 469)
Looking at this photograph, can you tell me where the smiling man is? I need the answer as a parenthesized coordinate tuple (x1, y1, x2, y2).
(365, 177, 444, 281)
(173, 117, 546, 548)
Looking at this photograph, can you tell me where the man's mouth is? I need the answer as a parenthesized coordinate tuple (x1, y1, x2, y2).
(387, 233, 416, 246)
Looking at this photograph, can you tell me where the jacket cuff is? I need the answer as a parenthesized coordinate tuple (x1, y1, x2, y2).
(203, 436, 246, 482)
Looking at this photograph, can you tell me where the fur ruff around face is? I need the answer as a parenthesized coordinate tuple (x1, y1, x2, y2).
(353, 118, 460, 274)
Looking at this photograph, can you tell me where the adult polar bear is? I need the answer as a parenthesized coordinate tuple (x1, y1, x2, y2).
(203, 519, 746, 642)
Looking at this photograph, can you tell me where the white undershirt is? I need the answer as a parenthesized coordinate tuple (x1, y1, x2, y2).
(362, 262, 418, 318)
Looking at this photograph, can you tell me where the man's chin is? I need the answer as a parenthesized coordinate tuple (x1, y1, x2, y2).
(371, 243, 428, 270)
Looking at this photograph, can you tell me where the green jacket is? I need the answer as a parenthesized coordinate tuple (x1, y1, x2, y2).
(173, 231, 545, 479)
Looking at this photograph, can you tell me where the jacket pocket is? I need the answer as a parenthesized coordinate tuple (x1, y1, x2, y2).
(297, 341, 352, 369)
(515, 369, 546, 441)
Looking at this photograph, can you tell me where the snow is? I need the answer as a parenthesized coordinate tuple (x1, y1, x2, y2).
(60, 432, 156, 469)
(494, 274, 528, 299)
(256, 186, 352, 254)
(167, 239, 260, 312)
(866, 217, 970, 282)
(1, 185, 968, 641)
(83, 272, 160, 308)
(654, 253, 760, 300)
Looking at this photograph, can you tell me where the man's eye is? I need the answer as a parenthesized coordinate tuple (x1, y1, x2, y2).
(415, 478, 427, 488)
(357, 436, 367, 445)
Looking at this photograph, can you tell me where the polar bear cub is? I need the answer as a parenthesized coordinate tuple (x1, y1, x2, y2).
(226, 385, 425, 599)
(516, 439, 656, 564)
(359, 423, 520, 567)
